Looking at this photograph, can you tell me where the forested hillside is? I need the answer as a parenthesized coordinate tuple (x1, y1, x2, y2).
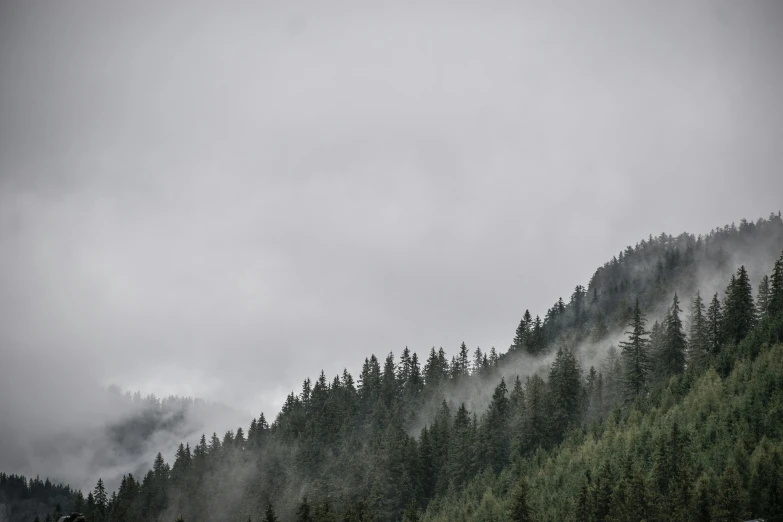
(6, 213, 783, 522)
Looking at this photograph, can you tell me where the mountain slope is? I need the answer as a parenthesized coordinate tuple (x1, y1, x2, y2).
(4, 212, 783, 522)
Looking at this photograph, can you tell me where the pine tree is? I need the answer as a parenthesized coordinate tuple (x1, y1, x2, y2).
(515, 374, 550, 455)
(756, 274, 771, 320)
(482, 379, 510, 472)
(489, 346, 498, 366)
(770, 250, 783, 314)
(402, 501, 420, 522)
(714, 466, 747, 522)
(296, 496, 312, 522)
(619, 299, 651, 402)
(691, 472, 714, 522)
(447, 403, 474, 488)
(706, 292, 723, 354)
(722, 266, 756, 344)
(472, 346, 483, 375)
(513, 311, 532, 351)
(688, 291, 708, 371)
(508, 477, 534, 522)
(457, 342, 470, 377)
(263, 502, 278, 522)
(398, 346, 412, 384)
(659, 293, 687, 379)
(575, 481, 590, 522)
(549, 347, 582, 437)
(93, 478, 107, 522)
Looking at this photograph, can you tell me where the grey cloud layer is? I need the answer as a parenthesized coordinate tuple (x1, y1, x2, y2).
(1, 0, 782, 484)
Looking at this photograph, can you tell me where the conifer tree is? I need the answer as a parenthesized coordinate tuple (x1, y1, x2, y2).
(688, 291, 708, 371)
(263, 502, 278, 522)
(770, 250, 783, 314)
(508, 478, 534, 522)
(397, 346, 412, 384)
(447, 403, 474, 488)
(296, 496, 312, 522)
(515, 374, 550, 455)
(619, 299, 651, 402)
(549, 347, 582, 436)
(659, 293, 687, 379)
(423, 348, 440, 387)
(575, 481, 590, 522)
(489, 346, 498, 366)
(482, 378, 510, 472)
(722, 266, 756, 344)
(714, 467, 747, 522)
(525, 316, 544, 355)
(472, 346, 483, 375)
(457, 342, 470, 377)
(408, 353, 422, 396)
(93, 478, 107, 522)
(691, 473, 713, 522)
(756, 274, 771, 320)
(402, 501, 419, 522)
(706, 292, 723, 354)
(513, 311, 532, 351)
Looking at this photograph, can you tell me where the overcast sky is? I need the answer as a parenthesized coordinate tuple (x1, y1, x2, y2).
(1, 0, 782, 424)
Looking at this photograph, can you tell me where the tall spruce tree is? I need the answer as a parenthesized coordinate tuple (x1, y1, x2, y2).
(296, 497, 312, 522)
(549, 347, 582, 436)
(770, 250, 783, 314)
(722, 266, 756, 344)
(513, 311, 532, 351)
(482, 379, 510, 472)
(659, 293, 687, 379)
(688, 291, 709, 371)
(706, 292, 723, 354)
(756, 274, 771, 320)
(263, 502, 278, 522)
(619, 299, 651, 402)
(714, 467, 747, 522)
(93, 478, 107, 522)
(457, 342, 470, 377)
(508, 478, 534, 522)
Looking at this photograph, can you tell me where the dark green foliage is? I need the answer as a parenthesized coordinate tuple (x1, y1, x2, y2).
(481, 379, 510, 473)
(706, 292, 723, 354)
(757, 274, 771, 320)
(714, 466, 747, 522)
(402, 501, 419, 522)
(295, 497, 312, 522)
(722, 266, 756, 344)
(688, 291, 708, 371)
(658, 293, 687, 379)
(771, 250, 783, 314)
(549, 347, 582, 436)
(619, 299, 651, 402)
(508, 478, 533, 522)
(513, 311, 532, 351)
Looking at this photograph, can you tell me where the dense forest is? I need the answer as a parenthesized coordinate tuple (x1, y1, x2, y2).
(4, 213, 783, 522)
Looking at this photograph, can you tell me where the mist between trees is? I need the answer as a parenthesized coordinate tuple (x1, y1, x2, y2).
(4, 212, 783, 522)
